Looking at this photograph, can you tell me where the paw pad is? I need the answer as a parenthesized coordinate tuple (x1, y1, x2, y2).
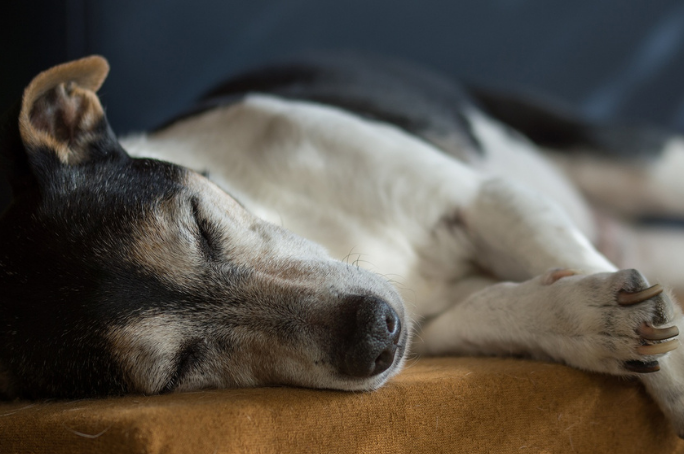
(624, 360, 660, 373)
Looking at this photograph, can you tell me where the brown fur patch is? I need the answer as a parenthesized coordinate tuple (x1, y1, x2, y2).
(108, 314, 188, 394)
(128, 194, 204, 288)
(18, 56, 109, 164)
(126, 172, 253, 286)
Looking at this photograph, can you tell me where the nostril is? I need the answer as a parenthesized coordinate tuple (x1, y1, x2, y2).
(373, 344, 398, 375)
(386, 311, 401, 344)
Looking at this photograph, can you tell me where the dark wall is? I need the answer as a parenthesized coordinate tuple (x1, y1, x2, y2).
(4, 0, 684, 136)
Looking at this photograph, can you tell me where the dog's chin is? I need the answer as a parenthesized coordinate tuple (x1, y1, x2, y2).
(334, 365, 404, 393)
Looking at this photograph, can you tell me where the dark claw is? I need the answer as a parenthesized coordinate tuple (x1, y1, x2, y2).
(637, 323, 679, 341)
(637, 339, 679, 355)
(617, 284, 663, 306)
(624, 360, 661, 373)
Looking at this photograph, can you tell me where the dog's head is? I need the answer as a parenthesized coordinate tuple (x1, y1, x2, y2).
(0, 57, 408, 398)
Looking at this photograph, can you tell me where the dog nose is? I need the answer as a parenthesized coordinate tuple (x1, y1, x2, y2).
(339, 296, 402, 378)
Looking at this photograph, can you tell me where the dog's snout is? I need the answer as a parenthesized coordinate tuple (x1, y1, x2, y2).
(338, 296, 402, 378)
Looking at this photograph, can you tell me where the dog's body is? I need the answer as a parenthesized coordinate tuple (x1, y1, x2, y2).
(3, 54, 684, 435)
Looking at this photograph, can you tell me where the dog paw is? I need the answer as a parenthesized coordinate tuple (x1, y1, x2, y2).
(536, 268, 680, 376)
(562, 269, 684, 439)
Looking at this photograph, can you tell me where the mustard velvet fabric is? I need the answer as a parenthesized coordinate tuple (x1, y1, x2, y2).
(1, 357, 682, 453)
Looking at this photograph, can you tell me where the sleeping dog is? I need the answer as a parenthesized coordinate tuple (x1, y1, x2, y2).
(2, 53, 684, 436)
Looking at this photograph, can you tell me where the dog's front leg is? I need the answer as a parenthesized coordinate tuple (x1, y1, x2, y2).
(460, 177, 616, 280)
(414, 269, 684, 436)
(420, 177, 684, 435)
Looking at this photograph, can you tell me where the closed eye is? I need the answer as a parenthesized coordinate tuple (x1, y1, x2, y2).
(161, 338, 206, 393)
(190, 197, 220, 260)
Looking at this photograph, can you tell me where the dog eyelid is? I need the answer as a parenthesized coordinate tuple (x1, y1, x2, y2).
(190, 197, 219, 259)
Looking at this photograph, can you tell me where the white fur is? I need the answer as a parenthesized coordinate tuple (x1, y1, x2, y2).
(466, 111, 597, 241)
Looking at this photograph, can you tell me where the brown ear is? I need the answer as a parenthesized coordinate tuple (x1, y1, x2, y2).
(18, 56, 110, 165)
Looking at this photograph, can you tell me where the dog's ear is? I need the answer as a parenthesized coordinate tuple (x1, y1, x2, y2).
(18, 55, 117, 165)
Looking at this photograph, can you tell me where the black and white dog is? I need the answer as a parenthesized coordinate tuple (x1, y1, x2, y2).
(2, 53, 684, 435)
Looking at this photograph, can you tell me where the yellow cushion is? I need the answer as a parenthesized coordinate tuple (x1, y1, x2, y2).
(1, 357, 682, 453)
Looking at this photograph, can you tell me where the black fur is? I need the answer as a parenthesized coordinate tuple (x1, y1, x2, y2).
(165, 51, 673, 163)
(0, 106, 193, 397)
(468, 84, 671, 160)
(164, 52, 485, 162)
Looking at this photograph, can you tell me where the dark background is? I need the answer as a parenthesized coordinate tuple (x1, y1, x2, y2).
(5, 0, 684, 135)
(4, 0, 684, 153)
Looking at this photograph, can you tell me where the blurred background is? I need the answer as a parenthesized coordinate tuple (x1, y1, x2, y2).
(4, 0, 684, 136)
